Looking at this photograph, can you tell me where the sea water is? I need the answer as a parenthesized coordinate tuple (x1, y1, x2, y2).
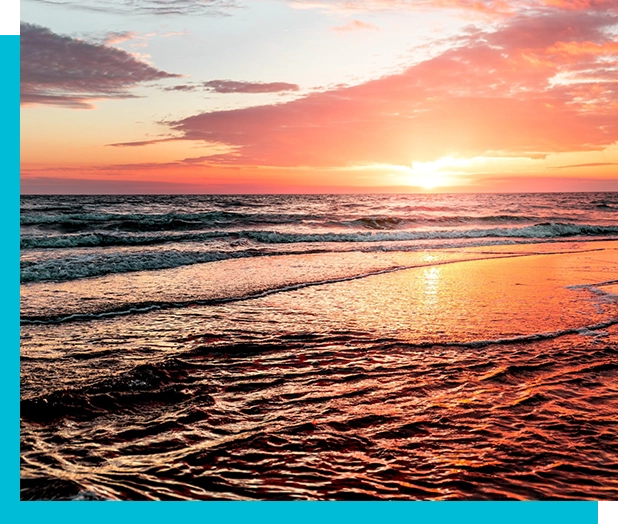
(20, 193, 618, 500)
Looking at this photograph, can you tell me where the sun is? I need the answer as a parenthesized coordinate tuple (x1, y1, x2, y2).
(409, 159, 451, 189)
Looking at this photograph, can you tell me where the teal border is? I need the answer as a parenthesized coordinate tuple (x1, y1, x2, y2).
(9, 501, 604, 523)
(6, 35, 598, 523)
(2, 34, 20, 509)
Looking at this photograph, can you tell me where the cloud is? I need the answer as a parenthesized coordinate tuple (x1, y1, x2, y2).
(164, 84, 200, 92)
(31, 0, 617, 17)
(159, 6, 618, 167)
(546, 39, 618, 57)
(287, 0, 618, 15)
(163, 80, 300, 94)
(165, 80, 300, 94)
(287, 0, 509, 15)
(443, 0, 618, 12)
(542, 0, 617, 10)
(107, 138, 180, 147)
(333, 20, 380, 32)
(202, 80, 301, 93)
(30, 0, 239, 16)
(103, 31, 137, 46)
(21, 23, 180, 109)
(552, 162, 618, 169)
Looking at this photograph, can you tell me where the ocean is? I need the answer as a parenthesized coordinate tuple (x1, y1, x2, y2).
(20, 193, 618, 500)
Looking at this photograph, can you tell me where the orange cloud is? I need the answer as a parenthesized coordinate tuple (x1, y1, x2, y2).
(541, 0, 617, 10)
(547, 39, 618, 56)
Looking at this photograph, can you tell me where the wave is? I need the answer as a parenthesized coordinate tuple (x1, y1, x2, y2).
(21, 230, 222, 249)
(20, 247, 618, 325)
(21, 263, 423, 323)
(21, 211, 296, 229)
(21, 222, 618, 250)
(20, 249, 243, 283)
(21, 210, 571, 233)
(21, 240, 495, 283)
(595, 203, 618, 210)
(345, 214, 542, 229)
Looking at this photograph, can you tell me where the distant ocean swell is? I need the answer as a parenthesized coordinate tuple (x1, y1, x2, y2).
(20, 208, 618, 232)
(20, 211, 578, 230)
(22, 223, 618, 250)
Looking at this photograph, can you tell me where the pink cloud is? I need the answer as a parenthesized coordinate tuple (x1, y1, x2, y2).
(332, 19, 380, 32)
(289, 0, 511, 13)
(103, 31, 137, 46)
(154, 7, 618, 168)
(541, 0, 618, 10)
(288, 0, 618, 15)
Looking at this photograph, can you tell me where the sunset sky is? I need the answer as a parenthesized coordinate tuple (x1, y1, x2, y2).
(20, 0, 618, 194)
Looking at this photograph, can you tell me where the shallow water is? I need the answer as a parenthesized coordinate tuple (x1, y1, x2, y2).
(21, 231, 618, 500)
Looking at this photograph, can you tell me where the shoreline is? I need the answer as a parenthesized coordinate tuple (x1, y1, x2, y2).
(20, 237, 618, 500)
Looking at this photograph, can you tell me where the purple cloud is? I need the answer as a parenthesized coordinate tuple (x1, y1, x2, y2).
(163, 80, 300, 94)
(164, 84, 200, 92)
(21, 23, 180, 109)
(202, 80, 301, 94)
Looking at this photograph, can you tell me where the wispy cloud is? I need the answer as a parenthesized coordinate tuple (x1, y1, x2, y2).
(107, 138, 181, 147)
(332, 19, 379, 32)
(30, 0, 239, 16)
(21, 23, 180, 109)
(202, 80, 300, 93)
(288, 0, 618, 15)
(164, 80, 300, 93)
(164, 84, 201, 92)
(551, 162, 618, 169)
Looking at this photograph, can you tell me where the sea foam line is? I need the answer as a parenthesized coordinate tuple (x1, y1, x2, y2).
(21, 247, 609, 325)
(21, 254, 528, 325)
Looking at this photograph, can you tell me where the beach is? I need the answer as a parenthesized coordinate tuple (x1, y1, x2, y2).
(20, 194, 618, 500)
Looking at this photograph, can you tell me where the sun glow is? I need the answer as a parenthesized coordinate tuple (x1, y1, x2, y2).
(409, 157, 463, 189)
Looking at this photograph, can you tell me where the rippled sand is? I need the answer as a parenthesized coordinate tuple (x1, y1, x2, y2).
(20, 241, 618, 500)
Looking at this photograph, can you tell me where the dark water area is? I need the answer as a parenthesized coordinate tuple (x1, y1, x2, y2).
(20, 194, 618, 500)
